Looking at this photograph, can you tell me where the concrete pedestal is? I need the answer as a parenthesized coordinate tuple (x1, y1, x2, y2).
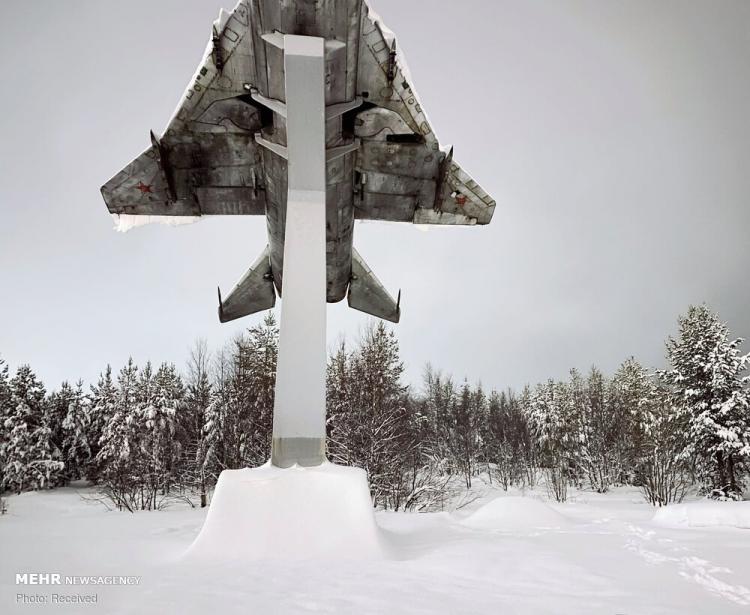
(185, 463, 385, 561)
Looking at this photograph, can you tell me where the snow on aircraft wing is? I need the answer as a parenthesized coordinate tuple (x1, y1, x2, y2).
(353, 2, 495, 226)
(101, 1, 267, 220)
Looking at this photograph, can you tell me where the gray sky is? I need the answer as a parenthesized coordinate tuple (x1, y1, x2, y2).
(1, 0, 749, 393)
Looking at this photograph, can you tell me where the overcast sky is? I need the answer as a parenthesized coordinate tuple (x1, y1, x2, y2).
(1, 0, 749, 393)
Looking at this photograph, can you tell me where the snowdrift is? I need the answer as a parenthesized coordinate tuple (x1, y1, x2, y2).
(653, 500, 750, 529)
(461, 496, 570, 531)
(185, 462, 386, 561)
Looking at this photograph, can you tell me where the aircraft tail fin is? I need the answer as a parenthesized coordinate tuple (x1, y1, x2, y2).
(218, 245, 276, 323)
(348, 248, 401, 323)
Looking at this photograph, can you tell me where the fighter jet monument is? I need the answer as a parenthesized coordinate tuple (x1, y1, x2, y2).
(102, 0, 495, 471)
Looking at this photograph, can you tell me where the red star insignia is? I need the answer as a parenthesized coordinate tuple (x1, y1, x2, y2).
(136, 181, 153, 194)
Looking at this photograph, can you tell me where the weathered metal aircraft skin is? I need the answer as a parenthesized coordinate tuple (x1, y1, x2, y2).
(101, 0, 496, 324)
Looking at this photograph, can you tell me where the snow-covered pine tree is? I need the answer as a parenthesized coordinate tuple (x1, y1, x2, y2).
(201, 346, 234, 480)
(28, 422, 65, 491)
(608, 358, 690, 505)
(638, 391, 690, 506)
(481, 390, 502, 481)
(659, 305, 750, 499)
(326, 341, 353, 464)
(329, 353, 447, 512)
(239, 313, 278, 465)
(129, 360, 185, 507)
(60, 380, 91, 482)
(46, 382, 75, 470)
(202, 316, 279, 479)
(449, 381, 484, 489)
(86, 366, 117, 483)
(0, 359, 9, 410)
(610, 358, 662, 482)
(96, 359, 140, 510)
(133, 361, 160, 507)
(527, 379, 575, 501)
(419, 365, 456, 465)
(517, 384, 538, 486)
(575, 367, 617, 493)
(0, 358, 12, 494)
(183, 340, 213, 506)
(528, 379, 573, 462)
(472, 385, 488, 481)
(327, 322, 411, 508)
(484, 390, 533, 490)
(1, 365, 64, 493)
(147, 363, 184, 495)
(510, 390, 536, 487)
(565, 369, 586, 488)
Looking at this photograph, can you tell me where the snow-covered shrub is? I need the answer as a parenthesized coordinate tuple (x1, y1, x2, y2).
(706, 487, 744, 502)
(545, 465, 568, 503)
(483, 390, 534, 491)
(327, 323, 452, 511)
(638, 448, 690, 507)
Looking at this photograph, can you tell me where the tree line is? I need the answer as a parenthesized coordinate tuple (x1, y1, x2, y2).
(0, 304, 748, 512)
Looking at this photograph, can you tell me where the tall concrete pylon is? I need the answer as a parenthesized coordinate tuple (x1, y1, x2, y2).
(271, 35, 328, 468)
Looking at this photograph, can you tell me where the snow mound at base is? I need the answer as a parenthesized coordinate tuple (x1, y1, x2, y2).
(185, 462, 386, 561)
(652, 501, 750, 529)
(461, 496, 570, 531)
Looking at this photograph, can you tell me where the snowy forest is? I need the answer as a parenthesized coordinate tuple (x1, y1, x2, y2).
(1, 304, 749, 513)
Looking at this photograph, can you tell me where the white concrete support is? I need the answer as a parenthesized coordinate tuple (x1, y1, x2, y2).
(186, 464, 385, 561)
(271, 35, 328, 468)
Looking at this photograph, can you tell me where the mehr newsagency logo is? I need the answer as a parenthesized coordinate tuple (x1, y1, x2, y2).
(16, 572, 141, 585)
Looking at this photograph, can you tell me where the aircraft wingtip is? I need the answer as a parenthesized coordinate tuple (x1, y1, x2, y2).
(217, 286, 226, 323)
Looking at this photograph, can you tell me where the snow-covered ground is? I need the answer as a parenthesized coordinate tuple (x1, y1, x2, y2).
(2, 480, 749, 614)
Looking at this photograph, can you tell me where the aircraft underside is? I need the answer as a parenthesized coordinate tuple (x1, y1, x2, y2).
(101, 0, 496, 325)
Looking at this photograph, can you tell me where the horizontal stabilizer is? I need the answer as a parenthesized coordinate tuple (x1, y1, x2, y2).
(348, 248, 401, 323)
(218, 246, 276, 323)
